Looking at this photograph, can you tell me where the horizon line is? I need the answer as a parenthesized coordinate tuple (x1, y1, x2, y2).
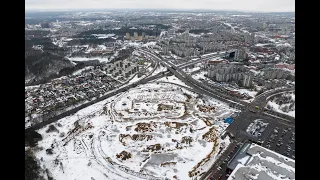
(25, 8, 295, 14)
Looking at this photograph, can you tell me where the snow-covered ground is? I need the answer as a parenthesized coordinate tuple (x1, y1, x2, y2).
(267, 101, 295, 117)
(151, 64, 167, 76)
(142, 42, 157, 48)
(156, 75, 190, 88)
(123, 41, 157, 49)
(189, 33, 201, 37)
(171, 54, 179, 60)
(128, 74, 141, 84)
(266, 92, 295, 117)
(237, 89, 257, 98)
(72, 66, 94, 76)
(67, 56, 110, 63)
(92, 34, 116, 39)
(33, 82, 238, 180)
(183, 67, 201, 74)
(192, 71, 206, 80)
(201, 52, 217, 57)
(255, 43, 273, 47)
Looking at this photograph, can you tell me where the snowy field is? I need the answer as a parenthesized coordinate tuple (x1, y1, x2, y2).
(92, 34, 116, 39)
(124, 42, 157, 48)
(33, 82, 238, 180)
(151, 65, 167, 76)
(266, 92, 295, 117)
(72, 66, 94, 76)
(156, 75, 190, 88)
(183, 66, 201, 74)
(192, 71, 207, 80)
(68, 56, 110, 63)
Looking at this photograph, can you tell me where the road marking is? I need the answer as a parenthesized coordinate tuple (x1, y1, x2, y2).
(263, 112, 294, 124)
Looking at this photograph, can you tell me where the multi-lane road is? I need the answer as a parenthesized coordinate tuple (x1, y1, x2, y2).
(26, 56, 164, 131)
(138, 49, 295, 180)
(201, 107, 295, 180)
(138, 49, 247, 108)
(27, 48, 295, 180)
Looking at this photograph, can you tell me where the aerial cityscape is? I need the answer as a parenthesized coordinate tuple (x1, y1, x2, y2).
(25, 1, 295, 180)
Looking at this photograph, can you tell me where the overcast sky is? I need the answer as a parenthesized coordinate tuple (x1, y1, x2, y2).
(25, 0, 295, 12)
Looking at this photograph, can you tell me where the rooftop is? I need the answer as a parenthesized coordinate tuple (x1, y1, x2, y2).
(227, 142, 295, 180)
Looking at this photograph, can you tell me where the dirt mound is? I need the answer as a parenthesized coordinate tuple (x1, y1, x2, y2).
(143, 144, 161, 152)
(197, 105, 215, 113)
(164, 122, 188, 129)
(116, 151, 132, 161)
(134, 122, 154, 132)
(202, 127, 218, 142)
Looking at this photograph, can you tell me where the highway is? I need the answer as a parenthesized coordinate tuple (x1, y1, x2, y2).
(138, 49, 247, 109)
(26, 56, 164, 131)
(250, 87, 295, 121)
(138, 49, 296, 121)
(138, 49, 295, 180)
(27, 48, 295, 180)
(177, 52, 228, 69)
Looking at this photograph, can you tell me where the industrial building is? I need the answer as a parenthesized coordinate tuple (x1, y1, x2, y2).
(227, 141, 295, 180)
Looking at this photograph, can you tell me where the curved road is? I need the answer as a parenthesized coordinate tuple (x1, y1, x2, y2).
(138, 49, 295, 180)
(27, 48, 295, 180)
(26, 54, 163, 131)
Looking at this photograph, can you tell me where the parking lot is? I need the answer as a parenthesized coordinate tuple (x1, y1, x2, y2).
(206, 141, 244, 180)
(204, 109, 295, 180)
(262, 126, 295, 159)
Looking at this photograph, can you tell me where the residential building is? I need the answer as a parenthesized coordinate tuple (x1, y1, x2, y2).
(126, 32, 131, 40)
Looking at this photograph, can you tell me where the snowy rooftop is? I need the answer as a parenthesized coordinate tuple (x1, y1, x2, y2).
(227, 142, 295, 180)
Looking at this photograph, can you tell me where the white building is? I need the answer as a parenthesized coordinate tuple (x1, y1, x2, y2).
(207, 64, 253, 87)
(227, 142, 295, 180)
(234, 48, 247, 61)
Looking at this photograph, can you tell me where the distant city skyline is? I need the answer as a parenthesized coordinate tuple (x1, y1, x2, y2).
(25, 0, 295, 12)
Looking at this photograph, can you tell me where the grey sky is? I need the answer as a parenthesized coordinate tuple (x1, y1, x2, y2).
(25, 0, 295, 12)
